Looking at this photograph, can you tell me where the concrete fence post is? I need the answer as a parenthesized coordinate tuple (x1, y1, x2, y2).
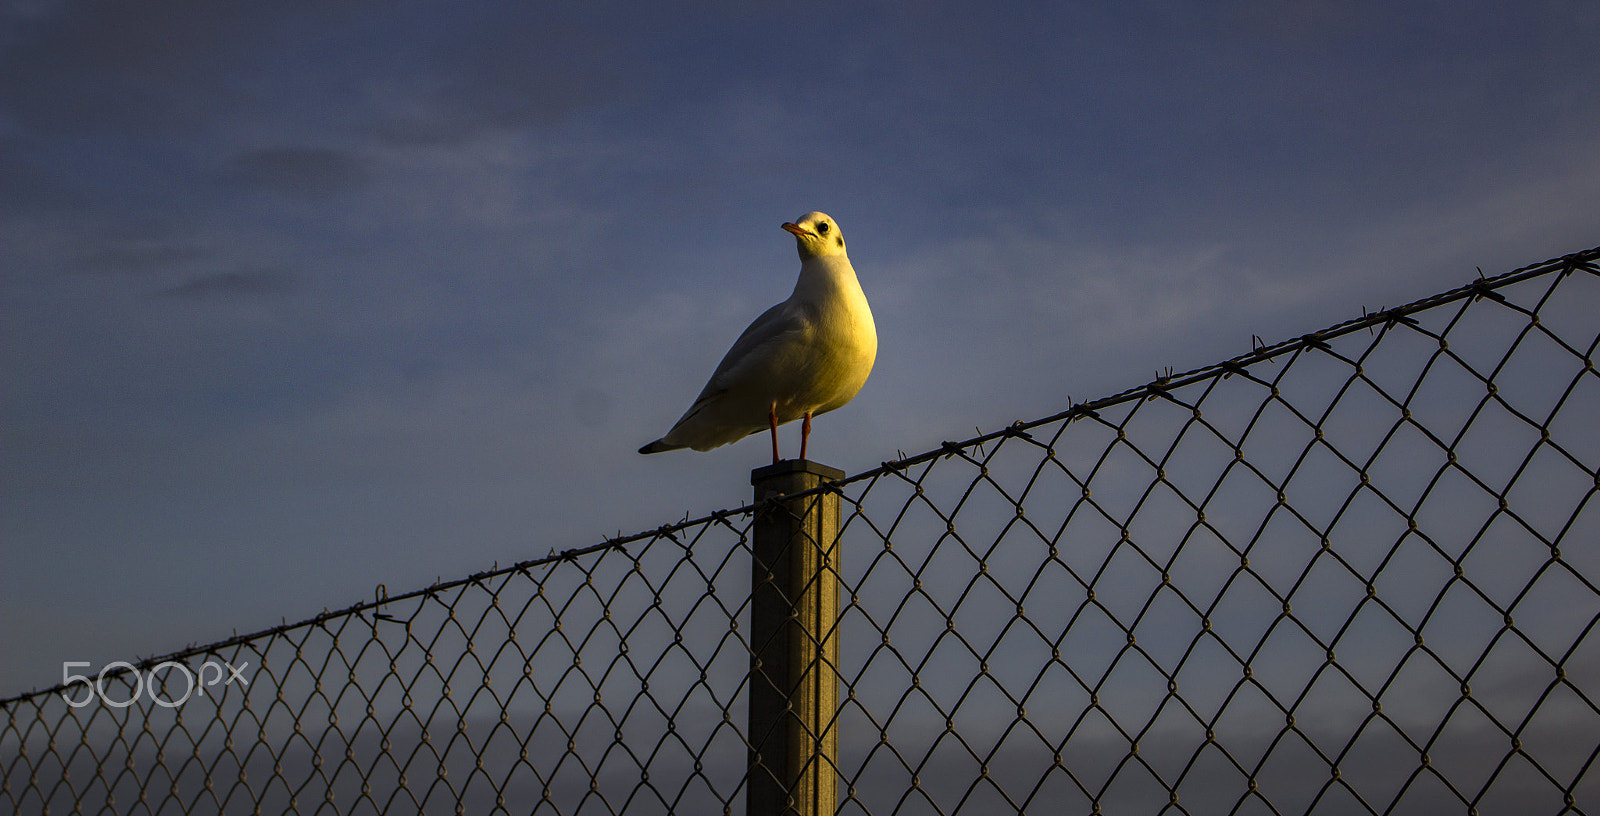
(747, 460, 844, 816)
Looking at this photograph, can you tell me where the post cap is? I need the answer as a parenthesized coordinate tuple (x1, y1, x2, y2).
(751, 459, 845, 486)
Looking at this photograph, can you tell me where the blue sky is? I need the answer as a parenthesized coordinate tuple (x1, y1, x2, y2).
(3, 0, 1598, 694)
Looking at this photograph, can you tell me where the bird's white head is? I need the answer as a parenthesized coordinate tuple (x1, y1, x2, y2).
(781, 211, 847, 260)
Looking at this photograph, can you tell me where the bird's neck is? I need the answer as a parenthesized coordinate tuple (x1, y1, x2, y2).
(790, 255, 861, 304)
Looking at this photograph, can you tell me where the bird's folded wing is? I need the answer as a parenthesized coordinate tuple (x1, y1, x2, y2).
(690, 300, 809, 402)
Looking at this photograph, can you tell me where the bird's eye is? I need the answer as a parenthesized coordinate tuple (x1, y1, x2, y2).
(818, 222, 830, 233)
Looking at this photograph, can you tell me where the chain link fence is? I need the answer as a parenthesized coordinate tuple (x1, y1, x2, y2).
(4, 246, 1599, 815)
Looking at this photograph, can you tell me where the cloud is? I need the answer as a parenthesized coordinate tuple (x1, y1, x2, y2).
(219, 147, 370, 200)
(0, 1, 623, 145)
(78, 236, 209, 276)
(360, 10, 625, 145)
(0, 0, 265, 135)
(156, 268, 297, 300)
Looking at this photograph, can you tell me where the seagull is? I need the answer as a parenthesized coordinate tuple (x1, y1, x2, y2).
(639, 211, 877, 464)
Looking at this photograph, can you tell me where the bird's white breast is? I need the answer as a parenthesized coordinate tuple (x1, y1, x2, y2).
(773, 255, 877, 420)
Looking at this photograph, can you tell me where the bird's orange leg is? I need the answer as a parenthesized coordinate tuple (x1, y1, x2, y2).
(769, 403, 781, 464)
(799, 411, 812, 462)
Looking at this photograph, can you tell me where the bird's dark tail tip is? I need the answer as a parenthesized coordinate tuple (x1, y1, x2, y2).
(638, 440, 674, 455)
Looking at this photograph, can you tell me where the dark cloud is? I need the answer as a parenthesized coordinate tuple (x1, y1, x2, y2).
(156, 268, 296, 300)
(0, 0, 265, 135)
(0, 0, 623, 143)
(221, 147, 370, 200)
(363, 10, 625, 145)
(0, 139, 65, 210)
(79, 236, 208, 275)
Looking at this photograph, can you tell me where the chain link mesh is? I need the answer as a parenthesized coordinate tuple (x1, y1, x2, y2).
(5, 247, 1598, 815)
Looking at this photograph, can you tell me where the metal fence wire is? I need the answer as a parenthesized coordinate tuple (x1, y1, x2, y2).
(5, 246, 1600, 815)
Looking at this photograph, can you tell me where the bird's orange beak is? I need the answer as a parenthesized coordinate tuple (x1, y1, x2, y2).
(781, 222, 813, 238)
